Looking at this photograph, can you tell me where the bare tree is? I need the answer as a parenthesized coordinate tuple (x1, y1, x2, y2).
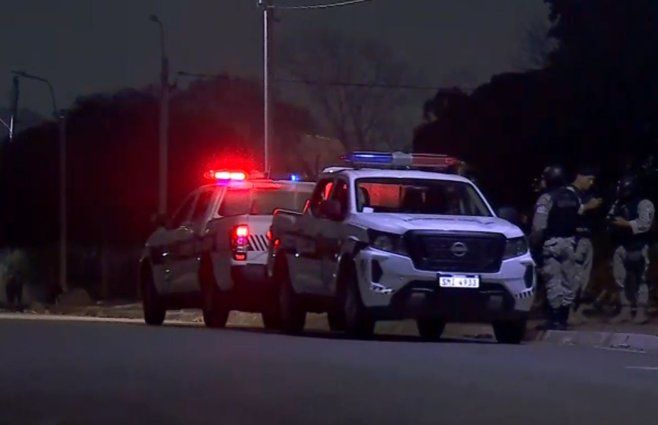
(276, 30, 411, 151)
(517, 16, 557, 70)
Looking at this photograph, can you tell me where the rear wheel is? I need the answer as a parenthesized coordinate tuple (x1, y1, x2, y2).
(492, 319, 527, 344)
(278, 263, 305, 334)
(141, 266, 165, 326)
(342, 269, 375, 339)
(327, 310, 346, 332)
(200, 257, 229, 329)
(416, 319, 446, 341)
(261, 308, 282, 330)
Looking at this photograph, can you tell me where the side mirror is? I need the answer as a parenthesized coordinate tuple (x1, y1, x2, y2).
(151, 213, 170, 229)
(497, 206, 522, 227)
(320, 199, 343, 221)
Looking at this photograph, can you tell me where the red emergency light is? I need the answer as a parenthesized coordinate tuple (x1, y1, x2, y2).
(205, 170, 248, 181)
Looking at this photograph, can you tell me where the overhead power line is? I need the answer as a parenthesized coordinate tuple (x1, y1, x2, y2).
(275, 77, 442, 91)
(273, 0, 373, 10)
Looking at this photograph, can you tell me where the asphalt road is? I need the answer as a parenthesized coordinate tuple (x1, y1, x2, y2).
(0, 318, 657, 425)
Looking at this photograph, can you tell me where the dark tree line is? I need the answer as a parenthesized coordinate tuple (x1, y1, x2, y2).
(414, 0, 658, 211)
(0, 76, 314, 297)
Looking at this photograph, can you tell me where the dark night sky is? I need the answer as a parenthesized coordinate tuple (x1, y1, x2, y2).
(1, 0, 548, 132)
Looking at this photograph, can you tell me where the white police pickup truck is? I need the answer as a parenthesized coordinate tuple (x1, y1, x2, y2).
(139, 170, 314, 328)
(268, 152, 535, 343)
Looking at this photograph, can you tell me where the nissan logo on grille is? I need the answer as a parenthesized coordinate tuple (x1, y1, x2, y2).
(450, 242, 468, 258)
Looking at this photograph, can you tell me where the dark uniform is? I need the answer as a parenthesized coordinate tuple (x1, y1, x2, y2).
(607, 177, 655, 324)
(532, 180, 581, 329)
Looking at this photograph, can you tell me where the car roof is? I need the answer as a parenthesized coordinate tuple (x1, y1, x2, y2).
(321, 168, 473, 183)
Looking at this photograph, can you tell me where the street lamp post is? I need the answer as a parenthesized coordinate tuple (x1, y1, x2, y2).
(11, 70, 68, 293)
(257, 0, 371, 173)
(262, 0, 273, 174)
(150, 14, 170, 216)
(9, 76, 19, 141)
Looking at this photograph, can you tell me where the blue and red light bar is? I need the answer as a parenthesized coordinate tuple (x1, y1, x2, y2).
(342, 151, 461, 170)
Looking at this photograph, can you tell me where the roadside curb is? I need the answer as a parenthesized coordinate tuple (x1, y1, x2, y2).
(538, 329, 658, 354)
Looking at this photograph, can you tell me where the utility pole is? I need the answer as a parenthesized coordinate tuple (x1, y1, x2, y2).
(11, 70, 68, 293)
(258, 0, 371, 174)
(260, 0, 273, 174)
(58, 109, 68, 292)
(9, 76, 19, 141)
(150, 14, 169, 216)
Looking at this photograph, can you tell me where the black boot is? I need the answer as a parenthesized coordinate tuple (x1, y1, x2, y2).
(538, 308, 559, 330)
(555, 306, 570, 331)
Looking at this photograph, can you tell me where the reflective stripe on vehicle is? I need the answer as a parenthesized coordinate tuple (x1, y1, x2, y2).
(248, 234, 268, 251)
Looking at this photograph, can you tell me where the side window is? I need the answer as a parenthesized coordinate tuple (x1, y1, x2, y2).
(190, 189, 215, 225)
(309, 178, 334, 217)
(171, 194, 197, 228)
(331, 179, 349, 218)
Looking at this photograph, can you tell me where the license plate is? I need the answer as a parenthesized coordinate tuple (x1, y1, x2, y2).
(438, 274, 480, 288)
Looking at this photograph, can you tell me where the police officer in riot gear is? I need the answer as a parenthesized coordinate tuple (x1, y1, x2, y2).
(607, 175, 655, 324)
(531, 165, 581, 330)
(570, 166, 603, 324)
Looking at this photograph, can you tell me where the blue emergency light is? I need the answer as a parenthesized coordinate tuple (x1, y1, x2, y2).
(342, 151, 460, 171)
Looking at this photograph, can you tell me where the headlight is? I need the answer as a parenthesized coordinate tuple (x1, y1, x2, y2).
(368, 230, 407, 255)
(503, 236, 528, 259)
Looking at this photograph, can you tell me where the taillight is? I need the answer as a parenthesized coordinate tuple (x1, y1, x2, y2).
(230, 225, 249, 261)
(266, 229, 272, 241)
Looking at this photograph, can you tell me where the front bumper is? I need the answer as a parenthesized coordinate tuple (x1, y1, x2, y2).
(355, 248, 535, 322)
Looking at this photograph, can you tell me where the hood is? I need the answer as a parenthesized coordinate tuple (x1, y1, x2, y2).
(352, 213, 524, 239)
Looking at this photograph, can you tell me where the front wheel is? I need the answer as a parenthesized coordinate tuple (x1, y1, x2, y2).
(416, 319, 446, 341)
(200, 259, 229, 329)
(261, 308, 282, 330)
(327, 310, 346, 332)
(142, 267, 165, 326)
(492, 319, 527, 344)
(343, 276, 375, 339)
(278, 270, 305, 334)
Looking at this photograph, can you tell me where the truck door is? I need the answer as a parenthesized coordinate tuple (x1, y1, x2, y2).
(149, 192, 197, 294)
(169, 187, 217, 294)
(290, 178, 334, 294)
(320, 177, 350, 295)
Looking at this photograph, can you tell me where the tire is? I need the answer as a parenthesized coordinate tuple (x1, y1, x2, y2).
(493, 319, 527, 344)
(200, 258, 229, 329)
(141, 266, 166, 326)
(416, 319, 446, 341)
(327, 310, 346, 332)
(277, 263, 305, 334)
(342, 269, 375, 339)
(261, 309, 282, 330)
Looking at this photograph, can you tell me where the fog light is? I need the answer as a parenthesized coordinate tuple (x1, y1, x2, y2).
(524, 265, 535, 289)
(371, 260, 383, 283)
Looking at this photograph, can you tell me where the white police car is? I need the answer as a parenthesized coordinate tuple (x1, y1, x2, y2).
(139, 170, 314, 328)
(268, 152, 535, 343)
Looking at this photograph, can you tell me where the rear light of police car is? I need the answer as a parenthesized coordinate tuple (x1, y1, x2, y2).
(230, 224, 249, 261)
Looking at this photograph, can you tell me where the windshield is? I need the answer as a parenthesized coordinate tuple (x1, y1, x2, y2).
(355, 178, 492, 217)
(218, 187, 312, 216)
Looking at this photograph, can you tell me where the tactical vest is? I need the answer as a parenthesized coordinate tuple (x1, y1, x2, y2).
(545, 187, 580, 239)
(608, 198, 651, 250)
